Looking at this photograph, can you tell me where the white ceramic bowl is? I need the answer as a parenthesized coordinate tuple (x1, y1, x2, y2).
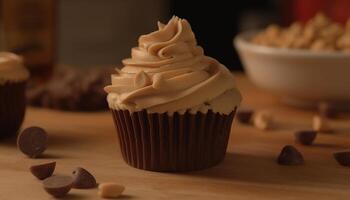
(234, 31, 350, 108)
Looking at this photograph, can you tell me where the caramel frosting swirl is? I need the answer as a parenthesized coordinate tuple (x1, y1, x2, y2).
(105, 16, 241, 114)
(0, 52, 29, 84)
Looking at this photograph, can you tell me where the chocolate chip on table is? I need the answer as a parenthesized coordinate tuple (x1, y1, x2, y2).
(236, 108, 254, 124)
(72, 167, 97, 189)
(334, 151, 350, 166)
(277, 145, 304, 165)
(43, 175, 73, 198)
(30, 162, 56, 180)
(17, 127, 48, 158)
(98, 183, 125, 199)
(295, 130, 317, 145)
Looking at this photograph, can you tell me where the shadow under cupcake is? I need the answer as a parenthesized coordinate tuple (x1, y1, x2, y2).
(0, 52, 29, 139)
(105, 16, 241, 172)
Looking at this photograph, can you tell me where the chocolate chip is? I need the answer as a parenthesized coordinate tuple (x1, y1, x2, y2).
(30, 162, 56, 180)
(236, 108, 254, 124)
(72, 167, 97, 189)
(17, 127, 48, 158)
(277, 145, 304, 165)
(43, 176, 73, 198)
(318, 102, 337, 118)
(334, 151, 350, 166)
(295, 130, 317, 145)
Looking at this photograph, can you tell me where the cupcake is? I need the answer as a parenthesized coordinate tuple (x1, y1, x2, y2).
(105, 16, 241, 171)
(0, 52, 29, 138)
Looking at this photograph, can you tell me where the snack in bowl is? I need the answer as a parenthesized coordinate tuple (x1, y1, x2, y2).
(0, 52, 29, 138)
(251, 13, 350, 52)
(105, 16, 242, 172)
(234, 13, 350, 108)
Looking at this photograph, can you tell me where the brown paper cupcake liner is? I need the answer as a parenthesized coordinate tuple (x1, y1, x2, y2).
(111, 108, 236, 172)
(0, 81, 26, 138)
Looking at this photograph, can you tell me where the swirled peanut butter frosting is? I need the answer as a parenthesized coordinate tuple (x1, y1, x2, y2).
(105, 16, 241, 114)
(0, 52, 29, 84)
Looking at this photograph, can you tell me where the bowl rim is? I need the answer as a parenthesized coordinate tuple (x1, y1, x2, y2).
(234, 30, 350, 58)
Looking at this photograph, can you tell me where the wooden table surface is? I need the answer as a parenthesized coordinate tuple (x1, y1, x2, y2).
(1, 73, 350, 200)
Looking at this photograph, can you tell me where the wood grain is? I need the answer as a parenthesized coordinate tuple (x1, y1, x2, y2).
(1, 73, 350, 200)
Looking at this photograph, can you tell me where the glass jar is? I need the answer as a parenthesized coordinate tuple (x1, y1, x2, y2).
(1, 0, 56, 81)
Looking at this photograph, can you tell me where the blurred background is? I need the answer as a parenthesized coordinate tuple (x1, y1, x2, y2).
(1, 0, 350, 79)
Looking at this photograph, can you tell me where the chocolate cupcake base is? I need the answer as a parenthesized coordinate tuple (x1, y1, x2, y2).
(0, 81, 26, 138)
(111, 109, 236, 172)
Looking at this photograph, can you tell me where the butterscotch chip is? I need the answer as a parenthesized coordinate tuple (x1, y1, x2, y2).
(265, 24, 281, 39)
(43, 176, 73, 198)
(310, 39, 334, 52)
(288, 22, 302, 35)
(337, 33, 350, 49)
(313, 115, 332, 133)
(277, 145, 304, 165)
(303, 25, 316, 41)
(17, 127, 48, 158)
(311, 13, 330, 28)
(334, 151, 350, 166)
(134, 71, 151, 89)
(30, 162, 56, 180)
(72, 167, 97, 189)
(292, 37, 310, 48)
(98, 183, 125, 198)
(253, 111, 273, 130)
(295, 130, 317, 145)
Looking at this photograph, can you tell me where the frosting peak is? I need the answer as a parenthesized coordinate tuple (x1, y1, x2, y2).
(123, 16, 204, 70)
(0, 52, 29, 84)
(105, 17, 241, 114)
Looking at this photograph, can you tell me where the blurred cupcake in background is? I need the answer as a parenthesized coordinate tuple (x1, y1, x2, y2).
(0, 52, 29, 138)
(105, 16, 241, 172)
